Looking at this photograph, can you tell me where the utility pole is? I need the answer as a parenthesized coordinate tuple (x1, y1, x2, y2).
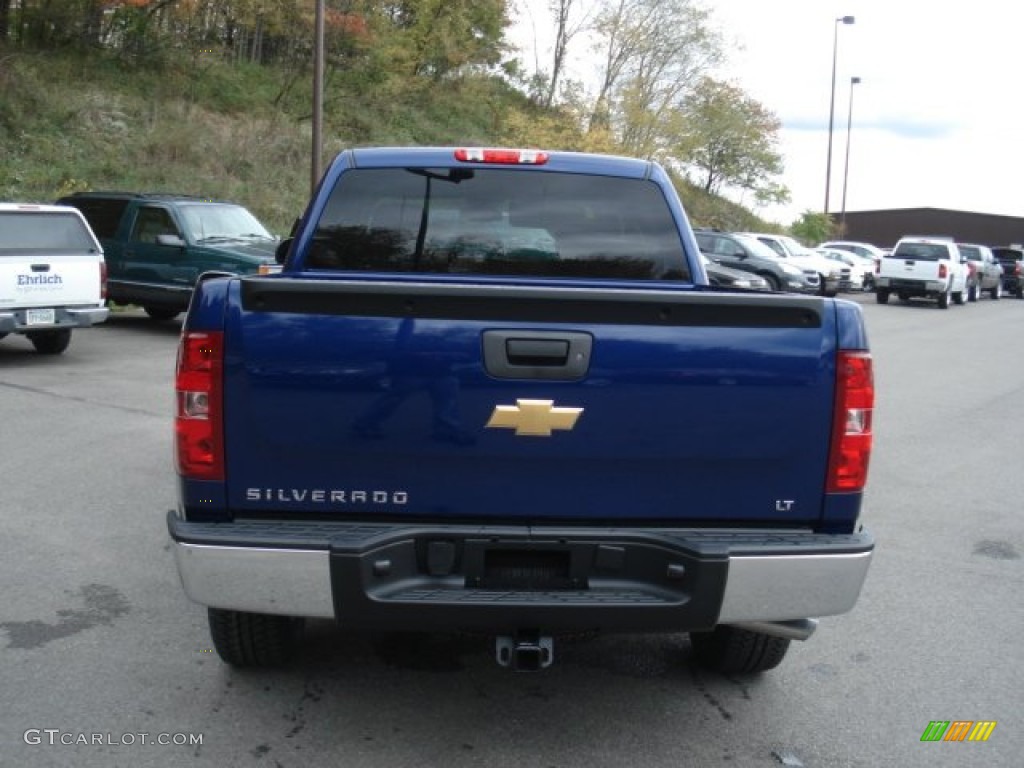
(311, 0, 324, 196)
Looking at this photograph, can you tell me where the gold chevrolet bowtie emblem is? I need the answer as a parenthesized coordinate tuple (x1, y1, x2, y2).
(485, 399, 583, 437)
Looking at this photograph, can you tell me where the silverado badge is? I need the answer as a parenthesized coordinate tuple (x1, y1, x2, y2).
(485, 399, 583, 437)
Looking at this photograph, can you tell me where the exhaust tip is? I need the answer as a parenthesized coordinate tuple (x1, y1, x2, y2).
(730, 618, 819, 642)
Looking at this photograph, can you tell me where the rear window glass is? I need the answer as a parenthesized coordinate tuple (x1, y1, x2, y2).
(891, 242, 952, 261)
(993, 248, 1023, 262)
(0, 212, 98, 254)
(307, 168, 689, 281)
(58, 198, 129, 239)
(958, 245, 979, 259)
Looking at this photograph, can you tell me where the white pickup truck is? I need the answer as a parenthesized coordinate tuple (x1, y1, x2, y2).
(0, 203, 109, 354)
(875, 236, 969, 309)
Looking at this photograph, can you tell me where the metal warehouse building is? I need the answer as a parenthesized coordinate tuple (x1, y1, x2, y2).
(841, 208, 1024, 249)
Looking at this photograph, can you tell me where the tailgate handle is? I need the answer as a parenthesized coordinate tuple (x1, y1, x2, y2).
(483, 330, 592, 381)
(506, 339, 569, 366)
(30, 263, 51, 272)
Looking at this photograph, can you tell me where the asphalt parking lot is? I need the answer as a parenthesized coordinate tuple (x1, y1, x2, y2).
(1, 295, 1022, 768)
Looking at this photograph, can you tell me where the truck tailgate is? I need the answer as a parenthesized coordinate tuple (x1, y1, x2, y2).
(222, 278, 838, 525)
(3, 253, 103, 308)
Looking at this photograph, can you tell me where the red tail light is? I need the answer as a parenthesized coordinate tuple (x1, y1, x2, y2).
(827, 351, 874, 493)
(99, 261, 107, 301)
(175, 331, 224, 481)
(938, 263, 948, 279)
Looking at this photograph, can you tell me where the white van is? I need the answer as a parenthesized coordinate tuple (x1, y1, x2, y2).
(0, 203, 108, 354)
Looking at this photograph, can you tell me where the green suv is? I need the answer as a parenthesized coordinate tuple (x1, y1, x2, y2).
(56, 192, 278, 320)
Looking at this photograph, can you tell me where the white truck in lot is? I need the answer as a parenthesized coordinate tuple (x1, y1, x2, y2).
(875, 236, 969, 309)
(0, 203, 109, 354)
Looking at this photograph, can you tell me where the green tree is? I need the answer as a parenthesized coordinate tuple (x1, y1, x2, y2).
(674, 77, 786, 202)
(790, 210, 834, 245)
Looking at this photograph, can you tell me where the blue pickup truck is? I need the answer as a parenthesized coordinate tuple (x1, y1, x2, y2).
(167, 147, 875, 674)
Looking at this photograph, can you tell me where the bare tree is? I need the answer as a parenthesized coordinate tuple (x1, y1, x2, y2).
(588, 0, 721, 156)
(588, 0, 652, 132)
(543, 0, 592, 108)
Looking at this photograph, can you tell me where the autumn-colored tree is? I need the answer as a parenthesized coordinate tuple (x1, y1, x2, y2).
(373, 0, 507, 82)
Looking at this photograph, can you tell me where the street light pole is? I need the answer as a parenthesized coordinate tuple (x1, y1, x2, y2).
(840, 76, 862, 236)
(824, 15, 855, 215)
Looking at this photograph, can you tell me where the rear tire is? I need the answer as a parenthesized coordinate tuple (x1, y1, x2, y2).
(992, 282, 1002, 300)
(207, 608, 304, 667)
(968, 281, 979, 302)
(953, 286, 965, 305)
(759, 273, 781, 292)
(875, 289, 889, 304)
(28, 329, 72, 355)
(143, 306, 180, 321)
(690, 625, 791, 674)
(937, 287, 950, 309)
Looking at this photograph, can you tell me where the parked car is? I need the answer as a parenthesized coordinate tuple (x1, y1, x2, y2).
(991, 246, 1023, 298)
(818, 240, 887, 267)
(815, 247, 874, 291)
(0, 203, 108, 354)
(957, 243, 1003, 301)
(55, 191, 279, 320)
(876, 236, 969, 308)
(693, 229, 821, 293)
(701, 254, 771, 291)
(739, 232, 845, 295)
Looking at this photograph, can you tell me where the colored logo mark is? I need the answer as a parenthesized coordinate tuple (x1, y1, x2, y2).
(920, 721, 996, 742)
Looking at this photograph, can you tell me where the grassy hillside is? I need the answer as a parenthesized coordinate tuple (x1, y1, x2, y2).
(0, 47, 776, 235)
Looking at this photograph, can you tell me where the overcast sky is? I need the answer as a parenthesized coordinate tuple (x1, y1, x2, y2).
(510, 0, 1024, 226)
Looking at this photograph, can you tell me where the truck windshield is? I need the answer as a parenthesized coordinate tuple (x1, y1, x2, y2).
(0, 212, 97, 253)
(178, 204, 274, 243)
(307, 168, 690, 281)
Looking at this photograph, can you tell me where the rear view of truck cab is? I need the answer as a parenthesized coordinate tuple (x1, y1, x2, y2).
(0, 203, 108, 354)
(168, 147, 874, 675)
